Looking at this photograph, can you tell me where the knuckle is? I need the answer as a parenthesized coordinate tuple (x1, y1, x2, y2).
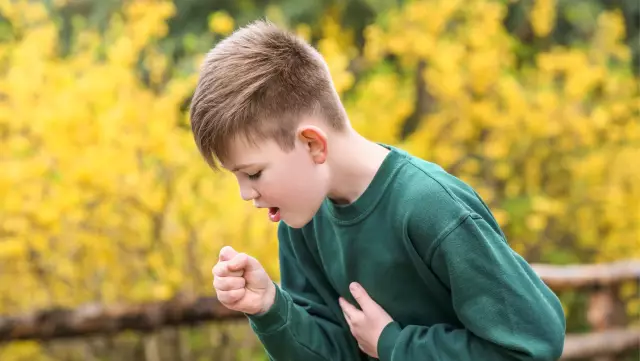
(213, 264, 224, 277)
(216, 292, 228, 304)
(213, 262, 227, 276)
(217, 290, 240, 305)
(238, 253, 250, 264)
(227, 289, 242, 302)
(224, 290, 240, 303)
(229, 269, 243, 277)
(215, 276, 244, 291)
(213, 276, 224, 290)
(229, 258, 241, 269)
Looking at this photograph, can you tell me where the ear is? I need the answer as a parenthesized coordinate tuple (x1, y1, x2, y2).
(297, 126, 328, 164)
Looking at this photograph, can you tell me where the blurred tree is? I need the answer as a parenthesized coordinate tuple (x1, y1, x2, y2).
(504, 0, 640, 75)
(34, 0, 640, 77)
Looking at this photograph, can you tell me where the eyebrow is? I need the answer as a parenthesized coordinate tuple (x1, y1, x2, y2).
(229, 163, 257, 172)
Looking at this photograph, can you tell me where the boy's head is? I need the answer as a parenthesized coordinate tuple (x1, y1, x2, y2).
(190, 20, 349, 227)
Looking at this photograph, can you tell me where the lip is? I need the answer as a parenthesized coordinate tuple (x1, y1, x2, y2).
(255, 205, 280, 213)
(267, 206, 281, 222)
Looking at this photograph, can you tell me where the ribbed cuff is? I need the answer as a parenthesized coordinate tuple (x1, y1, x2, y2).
(378, 321, 402, 361)
(246, 282, 289, 334)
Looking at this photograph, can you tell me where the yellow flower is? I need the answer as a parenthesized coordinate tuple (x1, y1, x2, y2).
(530, 0, 556, 37)
(208, 11, 234, 35)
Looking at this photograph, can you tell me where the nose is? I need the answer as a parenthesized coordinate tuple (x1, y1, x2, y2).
(239, 182, 259, 201)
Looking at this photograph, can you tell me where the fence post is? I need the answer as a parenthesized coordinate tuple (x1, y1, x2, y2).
(586, 284, 628, 361)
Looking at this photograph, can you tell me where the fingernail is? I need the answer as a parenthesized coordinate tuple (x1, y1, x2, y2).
(350, 283, 359, 292)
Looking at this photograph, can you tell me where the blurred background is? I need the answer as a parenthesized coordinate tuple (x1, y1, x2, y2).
(0, 0, 638, 360)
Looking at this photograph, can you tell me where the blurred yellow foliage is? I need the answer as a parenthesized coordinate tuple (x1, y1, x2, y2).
(530, 0, 557, 37)
(0, 0, 638, 358)
(0, 0, 279, 322)
(209, 11, 235, 35)
(362, 0, 639, 261)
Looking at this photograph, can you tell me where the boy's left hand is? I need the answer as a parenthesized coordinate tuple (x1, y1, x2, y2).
(339, 282, 393, 358)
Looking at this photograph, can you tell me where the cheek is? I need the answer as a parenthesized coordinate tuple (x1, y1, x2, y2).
(267, 170, 314, 200)
(269, 154, 326, 205)
(286, 171, 327, 208)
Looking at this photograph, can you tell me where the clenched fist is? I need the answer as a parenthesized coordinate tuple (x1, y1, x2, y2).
(212, 246, 276, 315)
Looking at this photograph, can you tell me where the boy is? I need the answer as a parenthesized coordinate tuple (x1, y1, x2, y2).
(190, 20, 566, 361)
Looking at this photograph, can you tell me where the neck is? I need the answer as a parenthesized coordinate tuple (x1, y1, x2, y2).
(326, 128, 390, 204)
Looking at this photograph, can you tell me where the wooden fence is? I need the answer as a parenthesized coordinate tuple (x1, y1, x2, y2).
(1, 260, 639, 360)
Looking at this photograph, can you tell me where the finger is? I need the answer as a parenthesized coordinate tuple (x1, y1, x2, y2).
(219, 246, 238, 262)
(213, 276, 246, 291)
(228, 253, 249, 272)
(342, 311, 351, 326)
(346, 316, 356, 336)
(216, 288, 245, 305)
(339, 297, 362, 322)
(241, 254, 263, 272)
(339, 298, 351, 321)
(349, 282, 373, 312)
(212, 262, 243, 277)
(340, 308, 355, 334)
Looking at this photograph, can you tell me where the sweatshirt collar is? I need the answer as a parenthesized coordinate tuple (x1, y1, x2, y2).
(323, 144, 407, 225)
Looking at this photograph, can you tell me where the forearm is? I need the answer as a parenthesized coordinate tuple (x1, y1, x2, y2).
(398, 214, 565, 361)
(248, 283, 361, 361)
(378, 322, 559, 361)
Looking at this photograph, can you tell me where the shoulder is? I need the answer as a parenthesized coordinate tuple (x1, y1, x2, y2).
(390, 149, 476, 219)
(389, 148, 499, 258)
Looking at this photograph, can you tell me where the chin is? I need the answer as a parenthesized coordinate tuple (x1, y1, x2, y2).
(282, 213, 314, 229)
(281, 201, 324, 229)
(282, 218, 307, 229)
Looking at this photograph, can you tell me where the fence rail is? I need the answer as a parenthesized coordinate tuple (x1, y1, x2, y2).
(1, 260, 639, 360)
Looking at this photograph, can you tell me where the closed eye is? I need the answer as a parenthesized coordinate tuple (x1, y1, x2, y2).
(247, 170, 262, 180)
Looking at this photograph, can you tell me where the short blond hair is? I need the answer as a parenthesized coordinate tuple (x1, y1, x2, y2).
(189, 20, 348, 169)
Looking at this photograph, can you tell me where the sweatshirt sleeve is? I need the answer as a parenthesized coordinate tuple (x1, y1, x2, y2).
(377, 213, 566, 361)
(246, 223, 363, 361)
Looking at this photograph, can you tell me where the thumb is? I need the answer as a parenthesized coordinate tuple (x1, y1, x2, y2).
(349, 282, 374, 311)
(227, 253, 249, 272)
(229, 253, 265, 273)
(219, 246, 238, 262)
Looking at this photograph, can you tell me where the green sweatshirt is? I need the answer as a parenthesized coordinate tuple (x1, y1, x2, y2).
(247, 145, 566, 361)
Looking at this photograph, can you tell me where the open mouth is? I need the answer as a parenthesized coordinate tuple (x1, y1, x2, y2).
(268, 207, 281, 222)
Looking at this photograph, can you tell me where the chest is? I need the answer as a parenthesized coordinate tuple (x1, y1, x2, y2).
(304, 221, 459, 328)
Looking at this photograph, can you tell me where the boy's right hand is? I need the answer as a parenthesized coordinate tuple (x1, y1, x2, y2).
(212, 246, 276, 315)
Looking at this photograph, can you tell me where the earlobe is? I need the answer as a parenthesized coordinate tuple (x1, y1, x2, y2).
(298, 126, 327, 164)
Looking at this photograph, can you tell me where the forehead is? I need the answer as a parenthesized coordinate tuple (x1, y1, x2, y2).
(220, 136, 282, 169)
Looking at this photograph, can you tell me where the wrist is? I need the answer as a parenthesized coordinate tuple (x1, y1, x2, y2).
(377, 321, 402, 361)
(258, 281, 277, 315)
(247, 282, 290, 335)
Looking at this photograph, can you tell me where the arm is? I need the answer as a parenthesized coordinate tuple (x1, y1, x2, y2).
(247, 223, 363, 361)
(377, 213, 566, 361)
